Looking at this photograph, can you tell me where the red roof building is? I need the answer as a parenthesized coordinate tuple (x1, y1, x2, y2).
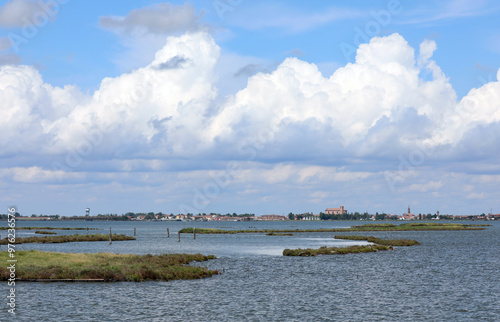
(325, 206, 347, 215)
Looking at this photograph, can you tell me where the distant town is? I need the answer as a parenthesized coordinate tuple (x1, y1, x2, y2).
(2, 205, 499, 221)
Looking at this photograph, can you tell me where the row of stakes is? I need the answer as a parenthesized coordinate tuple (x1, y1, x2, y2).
(100, 227, 231, 276)
(94, 227, 197, 244)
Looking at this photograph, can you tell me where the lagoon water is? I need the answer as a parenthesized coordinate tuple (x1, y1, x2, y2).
(2, 220, 500, 321)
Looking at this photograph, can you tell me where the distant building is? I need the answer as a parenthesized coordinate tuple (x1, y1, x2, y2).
(259, 215, 287, 221)
(453, 215, 472, 219)
(487, 213, 500, 220)
(325, 206, 347, 215)
(302, 212, 320, 220)
(402, 205, 416, 220)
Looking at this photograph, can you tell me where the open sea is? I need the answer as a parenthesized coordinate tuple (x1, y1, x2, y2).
(1, 220, 499, 321)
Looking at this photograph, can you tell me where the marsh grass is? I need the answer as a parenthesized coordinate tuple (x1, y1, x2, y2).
(179, 222, 484, 235)
(283, 235, 420, 256)
(34, 231, 57, 235)
(334, 235, 420, 246)
(0, 234, 135, 244)
(179, 228, 351, 234)
(0, 250, 218, 282)
(266, 232, 293, 236)
(283, 244, 392, 256)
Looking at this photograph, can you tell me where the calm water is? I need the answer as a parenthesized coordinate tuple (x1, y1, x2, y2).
(2, 220, 499, 321)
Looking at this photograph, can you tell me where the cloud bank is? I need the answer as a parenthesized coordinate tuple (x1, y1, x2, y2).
(2, 31, 500, 165)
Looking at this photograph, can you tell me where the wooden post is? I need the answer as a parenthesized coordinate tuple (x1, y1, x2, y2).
(193, 227, 196, 239)
(109, 227, 112, 245)
(86, 227, 88, 235)
(134, 228, 136, 236)
(178, 231, 180, 242)
(167, 228, 169, 238)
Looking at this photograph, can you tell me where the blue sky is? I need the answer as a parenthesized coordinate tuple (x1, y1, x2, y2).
(1, 0, 500, 216)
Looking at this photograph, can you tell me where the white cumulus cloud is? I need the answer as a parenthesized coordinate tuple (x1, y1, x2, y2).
(1, 31, 500, 192)
(208, 33, 463, 159)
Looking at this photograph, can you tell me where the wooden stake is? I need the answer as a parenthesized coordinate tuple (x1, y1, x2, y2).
(167, 228, 170, 238)
(193, 227, 196, 239)
(178, 231, 180, 242)
(134, 228, 136, 236)
(109, 227, 112, 245)
(86, 227, 88, 235)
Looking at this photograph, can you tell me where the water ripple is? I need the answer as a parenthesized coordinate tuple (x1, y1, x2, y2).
(2, 220, 499, 321)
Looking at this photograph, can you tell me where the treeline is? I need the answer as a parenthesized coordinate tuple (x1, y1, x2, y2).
(61, 214, 129, 221)
(193, 213, 255, 218)
(0, 211, 470, 221)
(59, 212, 171, 221)
(0, 212, 20, 220)
(1, 212, 257, 221)
(58, 212, 256, 221)
(287, 212, 372, 220)
(320, 212, 372, 220)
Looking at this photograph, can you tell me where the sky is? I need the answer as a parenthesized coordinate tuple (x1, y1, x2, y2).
(1, 0, 500, 217)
